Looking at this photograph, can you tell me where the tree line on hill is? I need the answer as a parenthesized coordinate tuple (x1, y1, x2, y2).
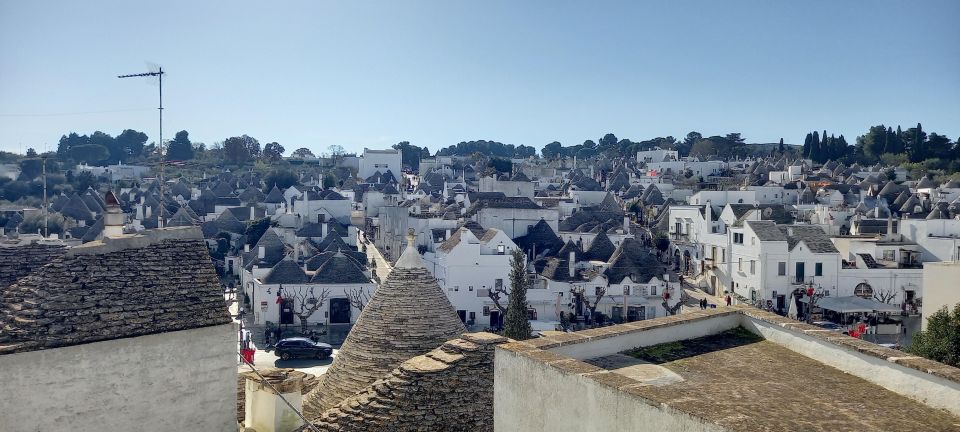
(800, 123, 960, 175)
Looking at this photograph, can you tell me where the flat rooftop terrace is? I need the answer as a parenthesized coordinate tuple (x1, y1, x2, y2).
(495, 306, 960, 432)
(590, 327, 959, 431)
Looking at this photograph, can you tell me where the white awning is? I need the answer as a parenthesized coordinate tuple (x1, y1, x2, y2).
(802, 296, 900, 313)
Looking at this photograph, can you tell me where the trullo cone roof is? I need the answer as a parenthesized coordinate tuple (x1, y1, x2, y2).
(302, 229, 467, 418)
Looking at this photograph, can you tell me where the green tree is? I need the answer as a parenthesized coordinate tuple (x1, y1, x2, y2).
(856, 125, 889, 160)
(262, 142, 285, 162)
(323, 173, 336, 189)
(291, 147, 315, 159)
(392, 141, 431, 170)
(245, 217, 272, 247)
(166, 130, 195, 160)
(655, 232, 670, 253)
(19, 212, 70, 235)
(683, 132, 702, 148)
(502, 249, 532, 341)
(541, 141, 563, 158)
(115, 129, 148, 160)
(263, 170, 298, 190)
(71, 144, 110, 164)
(486, 157, 512, 174)
(57, 132, 88, 157)
(223, 135, 257, 165)
(76, 170, 99, 191)
(598, 133, 618, 150)
(908, 304, 960, 367)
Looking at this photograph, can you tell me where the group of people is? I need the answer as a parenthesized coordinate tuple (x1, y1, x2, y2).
(239, 326, 255, 365)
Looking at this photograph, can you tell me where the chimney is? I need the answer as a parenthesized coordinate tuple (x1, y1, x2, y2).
(103, 191, 124, 238)
(321, 223, 328, 239)
(886, 214, 893, 242)
(623, 216, 629, 232)
(445, 229, 451, 240)
(568, 250, 576, 279)
(250, 205, 255, 221)
(244, 244, 251, 253)
(242, 371, 304, 432)
(258, 246, 265, 260)
(294, 243, 300, 262)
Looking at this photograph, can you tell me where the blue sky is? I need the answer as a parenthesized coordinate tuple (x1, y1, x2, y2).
(1, 1, 958, 156)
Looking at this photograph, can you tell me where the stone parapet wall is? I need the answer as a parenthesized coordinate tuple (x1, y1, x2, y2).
(306, 332, 505, 432)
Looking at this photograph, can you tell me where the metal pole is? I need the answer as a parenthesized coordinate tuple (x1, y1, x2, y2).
(42, 155, 48, 237)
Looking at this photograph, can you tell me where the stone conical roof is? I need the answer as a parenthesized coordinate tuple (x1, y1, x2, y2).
(302, 231, 467, 418)
(585, 230, 616, 262)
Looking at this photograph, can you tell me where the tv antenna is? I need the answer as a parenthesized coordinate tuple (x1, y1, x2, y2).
(118, 67, 167, 206)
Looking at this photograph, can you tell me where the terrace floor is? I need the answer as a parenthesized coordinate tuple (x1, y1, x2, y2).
(586, 328, 960, 432)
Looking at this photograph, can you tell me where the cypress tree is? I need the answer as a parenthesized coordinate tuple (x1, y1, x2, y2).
(883, 126, 891, 154)
(914, 123, 924, 161)
(802, 133, 813, 158)
(810, 131, 821, 162)
(502, 248, 532, 340)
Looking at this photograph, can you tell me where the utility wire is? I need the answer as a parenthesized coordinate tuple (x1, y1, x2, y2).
(238, 351, 322, 432)
(0, 108, 154, 117)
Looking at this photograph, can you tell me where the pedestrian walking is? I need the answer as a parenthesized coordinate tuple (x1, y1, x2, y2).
(263, 327, 272, 345)
(725, 295, 732, 306)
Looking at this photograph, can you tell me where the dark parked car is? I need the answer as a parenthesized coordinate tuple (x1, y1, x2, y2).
(274, 337, 333, 360)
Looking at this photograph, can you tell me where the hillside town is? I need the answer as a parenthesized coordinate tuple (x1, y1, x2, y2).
(2, 141, 960, 431)
(3, 2, 960, 431)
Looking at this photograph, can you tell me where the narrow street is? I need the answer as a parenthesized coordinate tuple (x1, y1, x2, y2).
(359, 230, 393, 281)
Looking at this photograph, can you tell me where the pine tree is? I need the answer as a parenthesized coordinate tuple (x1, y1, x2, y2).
(502, 248, 532, 340)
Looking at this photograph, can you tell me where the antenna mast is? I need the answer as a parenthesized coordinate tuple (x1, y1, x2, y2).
(118, 67, 166, 197)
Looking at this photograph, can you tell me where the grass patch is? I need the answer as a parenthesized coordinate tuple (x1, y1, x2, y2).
(623, 326, 763, 363)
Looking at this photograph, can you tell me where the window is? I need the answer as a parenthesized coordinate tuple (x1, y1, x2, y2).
(883, 250, 895, 261)
(469, 312, 476, 321)
(738, 258, 743, 271)
(527, 309, 537, 320)
(454, 285, 459, 292)
(469, 286, 474, 291)
(815, 263, 823, 276)
(778, 262, 786, 276)
(750, 260, 756, 275)
(650, 286, 657, 296)
(623, 286, 631, 296)
(482, 306, 490, 316)
(495, 279, 503, 289)
(497, 244, 505, 255)
(595, 286, 603, 296)
(733, 233, 744, 244)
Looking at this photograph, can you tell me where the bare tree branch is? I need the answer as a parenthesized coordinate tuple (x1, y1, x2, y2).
(488, 284, 508, 314)
(286, 286, 330, 334)
(874, 288, 897, 304)
(569, 286, 607, 323)
(344, 287, 370, 311)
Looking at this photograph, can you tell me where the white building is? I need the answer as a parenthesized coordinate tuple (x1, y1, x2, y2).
(423, 225, 517, 328)
(636, 148, 678, 163)
(358, 148, 402, 180)
(922, 261, 960, 330)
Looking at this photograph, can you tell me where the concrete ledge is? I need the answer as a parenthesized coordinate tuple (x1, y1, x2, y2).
(68, 226, 203, 256)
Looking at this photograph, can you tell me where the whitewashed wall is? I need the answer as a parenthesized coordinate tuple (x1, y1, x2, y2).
(0, 324, 236, 432)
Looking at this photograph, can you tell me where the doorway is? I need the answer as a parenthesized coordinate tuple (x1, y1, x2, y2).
(329, 298, 351, 324)
(489, 310, 502, 329)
